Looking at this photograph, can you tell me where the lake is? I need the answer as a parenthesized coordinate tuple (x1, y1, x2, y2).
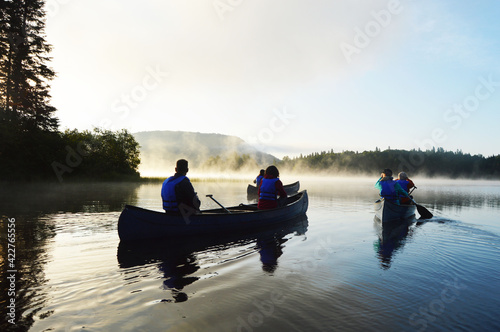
(1, 177, 500, 331)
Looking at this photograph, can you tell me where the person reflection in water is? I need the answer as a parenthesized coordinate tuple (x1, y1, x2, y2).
(159, 253, 200, 303)
(257, 236, 287, 273)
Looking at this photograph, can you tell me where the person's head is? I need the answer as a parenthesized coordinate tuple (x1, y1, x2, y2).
(259, 169, 265, 176)
(398, 172, 408, 180)
(175, 159, 189, 175)
(382, 168, 393, 177)
(265, 165, 279, 178)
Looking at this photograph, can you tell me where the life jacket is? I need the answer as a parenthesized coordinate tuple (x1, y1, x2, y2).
(256, 175, 264, 187)
(380, 180, 398, 201)
(259, 178, 279, 201)
(396, 180, 410, 193)
(161, 175, 186, 211)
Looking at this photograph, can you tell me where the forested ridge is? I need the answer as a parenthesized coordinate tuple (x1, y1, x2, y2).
(278, 148, 500, 178)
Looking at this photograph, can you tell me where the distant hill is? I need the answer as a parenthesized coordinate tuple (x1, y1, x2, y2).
(133, 131, 279, 176)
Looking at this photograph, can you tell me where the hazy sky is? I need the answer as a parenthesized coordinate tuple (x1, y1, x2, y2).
(45, 0, 500, 158)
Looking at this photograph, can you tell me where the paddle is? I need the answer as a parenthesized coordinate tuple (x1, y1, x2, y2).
(206, 194, 231, 214)
(406, 186, 433, 219)
(410, 198, 433, 219)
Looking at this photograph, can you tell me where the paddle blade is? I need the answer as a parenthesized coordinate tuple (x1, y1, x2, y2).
(416, 204, 433, 219)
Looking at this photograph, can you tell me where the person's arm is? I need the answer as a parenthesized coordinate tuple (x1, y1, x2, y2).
(394, 182, 409, 197)
(375, 177, 382, 191)
(408, 179, 415, 191)
(275, 180, 287, 198)
(177, 179, 201, 211)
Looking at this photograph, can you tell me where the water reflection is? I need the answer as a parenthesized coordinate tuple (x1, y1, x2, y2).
(0, 215, 54, 331)
(0, 182, 141, 331)
(373, 217, 415, 269)
(117, 215, 308, 302)
(0, 182, 142, 215)
(416, 184, 500, 211)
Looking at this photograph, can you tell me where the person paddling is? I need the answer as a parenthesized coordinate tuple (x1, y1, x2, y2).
(161, 159, 201, 213)
(258, 165, 287, 210)
(253, 169, 265, 188)
(395, 172, 415, 204)
(375, 168, 410, 205)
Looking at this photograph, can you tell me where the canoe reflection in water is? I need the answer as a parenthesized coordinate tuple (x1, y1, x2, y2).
(373, 216, 416, 269)
(117, 215, 308, 302)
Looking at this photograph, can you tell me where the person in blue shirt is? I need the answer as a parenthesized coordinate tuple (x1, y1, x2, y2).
(253, 169, 265, 188)
(375, 168, 409, 205)
(161, 159, 200, 213)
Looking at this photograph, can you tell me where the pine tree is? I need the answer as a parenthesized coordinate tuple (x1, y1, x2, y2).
(0, 0, 57, 131)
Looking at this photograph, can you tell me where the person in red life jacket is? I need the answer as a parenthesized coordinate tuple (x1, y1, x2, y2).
(253, 169, 265, 188)
(374, 168, 409, 205)
(395, 172, 415, 204)
(161, 159, 201, 213)
(258, 165, 287, 210)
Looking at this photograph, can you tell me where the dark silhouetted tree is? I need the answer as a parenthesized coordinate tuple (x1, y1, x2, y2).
(1, 0, 57, 131)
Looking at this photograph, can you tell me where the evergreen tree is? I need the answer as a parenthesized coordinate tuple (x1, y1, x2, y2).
(0, 0, 57, 131)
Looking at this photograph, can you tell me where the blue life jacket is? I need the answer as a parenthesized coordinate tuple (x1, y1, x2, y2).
(259, 178, 279, 201)
(380, 180, 398, 201)
(396, 180, 410, 193)
(256, 175, 264, 188)
(161, 175, 186, 211)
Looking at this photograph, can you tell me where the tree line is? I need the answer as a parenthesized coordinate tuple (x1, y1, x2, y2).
(0, 0, 141, 182)
(277, 148, 500, 178)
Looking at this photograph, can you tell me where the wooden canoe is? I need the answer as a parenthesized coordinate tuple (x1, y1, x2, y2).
(374, 198, 416, 223)
(246, 180, 300, 196)
(118, 190, 309, 241)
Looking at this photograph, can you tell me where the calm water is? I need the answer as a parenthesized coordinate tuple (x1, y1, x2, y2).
(1, 177, 500, 331)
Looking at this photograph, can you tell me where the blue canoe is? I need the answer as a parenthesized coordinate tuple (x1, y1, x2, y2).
(374, 198, 416, 223)
(118, 190, 309, 241)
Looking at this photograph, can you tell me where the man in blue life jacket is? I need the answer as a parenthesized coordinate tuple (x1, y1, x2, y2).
(375, 168, 410, 205)
(161, 159, 201, 213)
